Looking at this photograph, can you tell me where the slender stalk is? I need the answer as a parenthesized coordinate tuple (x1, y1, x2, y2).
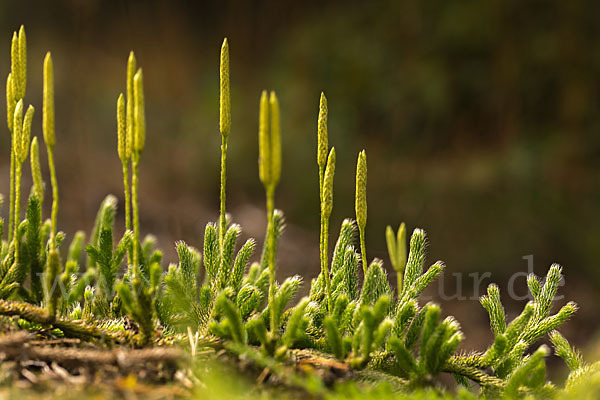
(397, 271, 403, 297)
(319, 164, 331, 312)
(117, 91, 132, 265)
(13, 164, 22, 263)
(359, 229, 367, 276)
(131, 156, 140, 268)
(318, 166, 324, 289)
(322, 217, 332, 313)
(8, 146, 15, 242)
(43, 52, 57, 248)
(123, 162, 131, 264)
(355, 151, 368, 275)
(47, 146, 59, 245)
(321, 148, 335, 313)
(131, 68, 145, 271)
(219, 136, 228, 258)
(218, 38, 230, 261)
(266, 185, 276, 333)
(318, 166, 327, 307)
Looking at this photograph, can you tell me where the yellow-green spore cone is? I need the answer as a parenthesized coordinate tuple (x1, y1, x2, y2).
(12, 100, 23, 160)
(43, 52, 59, 244)
(30, 137, 44, 203)
(117, 93, 127, 162)
(126, 51, 137, 160)
(133, 69, 146, 154)
(218, 38, 230, 254)
(6, 73, 15, 131)
(387, 222, 407, 294)
(322, 147, 336, 219)
(317, 92, 328, 172)
(43, 53, 55, 148)
(220, 38, 230, 138)
(355, 150, 367, 274)
(18, 26, 26, 99)
(269, 91, 281, 188)
(321, 147, 335, 313)
(19, 105, 34, 164)
(258, 90, 271, 186)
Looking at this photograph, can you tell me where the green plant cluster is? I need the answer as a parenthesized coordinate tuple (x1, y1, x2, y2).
(0, 26, 598, 398)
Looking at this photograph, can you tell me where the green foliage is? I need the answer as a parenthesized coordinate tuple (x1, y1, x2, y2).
(85, 226, 132, 316)
(0, 27, 591, 399)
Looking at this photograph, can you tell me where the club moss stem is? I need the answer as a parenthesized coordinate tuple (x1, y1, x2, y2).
(47, 146, 59, 247)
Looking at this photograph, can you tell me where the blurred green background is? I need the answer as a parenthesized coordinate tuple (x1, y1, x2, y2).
(1, 0, 599, 361)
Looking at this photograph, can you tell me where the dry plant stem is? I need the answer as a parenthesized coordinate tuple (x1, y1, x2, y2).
(0, 299, 130, 342)
(0, 334, 186, 368)
(47, 145, 59, 244)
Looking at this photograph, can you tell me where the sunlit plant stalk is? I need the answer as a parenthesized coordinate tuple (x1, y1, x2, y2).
(386, 222, 407, 295)
(321, 147, 335, 313)
(6, 73, 15, 243)
(13, 100, 34, 264)
(219, 38, 231, 262)
(122, 51, 136, 265)
(7, 27, 26, 243)
(30, 137, 44, 203)
(43, 52, 59, 247)
(131, 68, 145, 270)
(258, 90, 282, 334)
(355, 150, 368, 275)
(316, 93, 334, 312)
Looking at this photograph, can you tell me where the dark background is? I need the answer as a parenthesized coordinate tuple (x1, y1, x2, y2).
(1, 0, 599, 371)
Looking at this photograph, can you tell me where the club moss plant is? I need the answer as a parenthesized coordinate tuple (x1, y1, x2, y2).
(0, 25, 598, 398)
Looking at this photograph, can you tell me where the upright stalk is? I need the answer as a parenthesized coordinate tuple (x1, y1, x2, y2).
(219, 136, 228, 255)
(219, 39, 231, 258)
(355, 150, 368, 275)
(322, 148, 336, 314)
(316, 93, 333, 312)
(266, 186, 276, 333)
(259, 90, 281, 335)
(8, 143, 15, 242)
(321, 213, 332, 312)
(123, 163, 131, 234)
(13, 163, 22, 262)
(131, 68, 146, 270)
(359, 229, 367, 275)
(43, 53, 58, 247)
(124, 52, 136, 265)
(12, 101, 33, 265)
(131, 156, 140, 268)
(47, 146, 59, 242)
